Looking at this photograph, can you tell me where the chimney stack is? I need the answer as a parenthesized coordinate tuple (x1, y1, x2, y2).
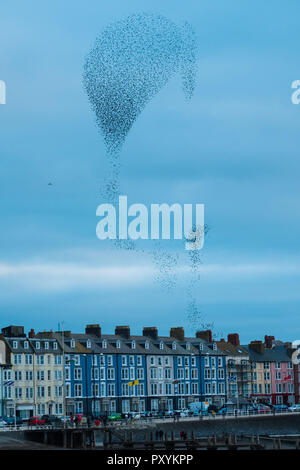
(28, 329, 35, 338)
(249, 340, 265, 354)
(85, 324, 101, 338)
(115, 326, 130, 339)
(228, 333, 240, 346)
(143, 327, 158, 340)
(196, 330, 212, 343)
(264, 335, 275, 349)
(170, 327, 185, 342)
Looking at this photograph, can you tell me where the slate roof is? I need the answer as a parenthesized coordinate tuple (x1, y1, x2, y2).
(242, 344, 291, 362)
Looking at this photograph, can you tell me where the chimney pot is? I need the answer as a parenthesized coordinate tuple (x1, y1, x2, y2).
(170, 327, 185, 342)
(85, 324, 101, 338)
(227, 333, 240, 346)
(196, 330, 212, 343)
(115, 326, 130, 339)
(142, 327, 158, 340)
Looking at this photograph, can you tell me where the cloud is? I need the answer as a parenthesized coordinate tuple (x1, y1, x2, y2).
(0, 258, 299, 293)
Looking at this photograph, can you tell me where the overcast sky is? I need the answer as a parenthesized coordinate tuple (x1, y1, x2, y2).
(1, 0, 300, 342)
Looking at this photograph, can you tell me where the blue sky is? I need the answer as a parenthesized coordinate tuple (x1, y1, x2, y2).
(0, 0, 300, 342)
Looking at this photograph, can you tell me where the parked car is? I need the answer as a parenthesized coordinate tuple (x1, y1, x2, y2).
(272, 404, 289, 412)
(218, 407, 227, 415)
(41, 415, 62, 425)
(1, 416, 23, 425)
(288, 404, 300, 412)
(108, 413, 122, 421)
(0, 419, 8, 427)
(253, 404, 271, 414)
(28, 416, 46, 425)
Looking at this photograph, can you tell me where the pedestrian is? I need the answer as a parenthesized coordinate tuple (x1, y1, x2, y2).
(180, 430, 184, 440)
(159, 430, 164, 441)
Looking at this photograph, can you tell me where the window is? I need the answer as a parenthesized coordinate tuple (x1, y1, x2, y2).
(102, 339, 107, 349)
(177, 357, 182, 366)
(211, 357, 216, 367)
(264, 362, 270, 369)
(37, 370, 44, 381)
(37, 355, 44, 365)
(121, 368, 129, 380)
(54, 370, 62, 381)
(92, 368, 99, 380)
(213, 343, 217, 351)
(53, 342, 58, 350)
(26, 387, 33, 399)
(191, 368, 198, 379)
(14, 354, 22, 365)
(172, 342, 177, 350)
(186, 342, 190, 350)
(116, 340, 121, 349)
(45, 342, 49, 350)
(25, 354, 32, 365)
(204, 356, 209, 367)
(218, 357, 222, 367)
(131, 340, 136, 349)
(137, 368, 144, 380)
(36, 342, 40, 350)
(108, 384, 115, 396)
(37, 386, 45, 398)
(191, 357, 196, 367)
(100, 355, 105, 366)
(75, 384, 82, 397)
(137, 356, 142, 366)
(276, 362, 281, 369)
(122, 356, 127, 366)
(24, 341, 29, 349)
(218, 368, 224, 379)
(150, 356, 155, 366)
(87, 340, 91, 348)
(199, 343, 204, 351)
(129, 356, 134, 366)
(165, 368, 171, 379)
(12, 341, 18, 349)
(159, 341, 164, 350)
(54, 355, 62, 365)
(71, 339, 75, 348)
(107, 368, 115, 380)
(164, 356, 170, 366)
(145, 341, 149, 350)
(107, 355, 113, 366)
(74, 368, 82, 380)
(191, 383, 198, 394)
(150, 368, 157, 379)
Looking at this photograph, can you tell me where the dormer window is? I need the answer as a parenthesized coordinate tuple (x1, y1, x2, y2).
(36, 341, 40, 350)
(13, 341, 18, 349)
(145, 341, 149, 350)
(186, 342, 190, 350)
(116, 340, 121, 349)
(131, 340, 136, 350)
(159, 341, 164, 350)
(53, 342, 58, 350)
(213, 343, 217, 351)
(24, 341, 28, 349)
(45, 342, 49, 350)
(172, 342, 177, 350)
(199, 343, 204, 351)
(70, 339, 75, 349)
(102, 339, 107, 349)
(87, 340, 91, 349)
